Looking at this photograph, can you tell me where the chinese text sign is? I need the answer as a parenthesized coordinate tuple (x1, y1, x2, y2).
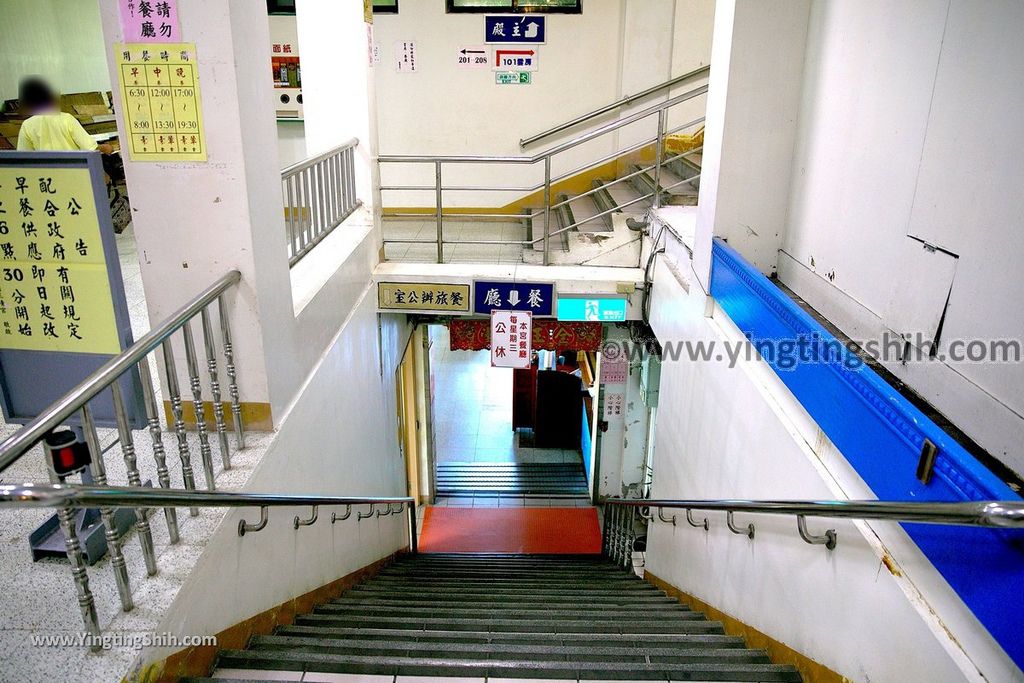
(474, 281, 553, 316)
(491, 310, 532, 369)
(0, 167, 120, 354)
(116, 43, 207, 162)
(378, 282, 471, 313)
(119, 0, 181, 43)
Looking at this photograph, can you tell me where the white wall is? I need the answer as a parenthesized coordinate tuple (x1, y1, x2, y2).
(692, 0, 809, 277)
(372, 0, 713, 208)
(779, 0, 1024, 476)
(0, 0, 110, 101)
(136, 287, 412, 671)
(596, 325, 649, 498)
(643, 234, 1020, 682)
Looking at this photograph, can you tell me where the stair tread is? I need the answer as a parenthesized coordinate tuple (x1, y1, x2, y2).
(216, 650, 801, 681)
(200, 556, 801, 683)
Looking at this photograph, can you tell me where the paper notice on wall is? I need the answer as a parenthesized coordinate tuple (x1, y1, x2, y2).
(115, 43, 207, 162)
(603, 392, 625, 420)
(395, 41, 417, 73)
(0, 167, 120, 354)
(601, 345, 628, 384)
(119, 0, 181, 42)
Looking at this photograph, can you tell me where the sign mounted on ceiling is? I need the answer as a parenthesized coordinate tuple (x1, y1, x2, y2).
(485, 15, 546, 44)
(490, 310, 532, 369)
(474, 281, 554, 317)
(458, 46, 489, 69)
(556, 297, 628, 322)
(493, 48, 538, 72)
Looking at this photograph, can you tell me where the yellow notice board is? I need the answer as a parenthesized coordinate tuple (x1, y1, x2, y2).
(0, 167, 120, 354)
(378, 282, 471, 313)
(116, 43, 207, 162)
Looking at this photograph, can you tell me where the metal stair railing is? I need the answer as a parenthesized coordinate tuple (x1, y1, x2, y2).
(0, 483, 416, 650)
(600, 497, 1024, 567)
(519, 65, 710, 148)
(378, 85, 707, 265)
(0, 271, 246, 641)
(281, 139, 362, 267)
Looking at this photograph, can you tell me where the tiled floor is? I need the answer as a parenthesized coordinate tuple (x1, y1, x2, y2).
(428, 325, 588, 512)
(0, 224, 274, 682)
(382, 219, 527, 264)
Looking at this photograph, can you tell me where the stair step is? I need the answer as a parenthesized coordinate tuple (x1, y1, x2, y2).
(315, 604, 697, 619)
(276, 625, 743, 648)
(293, 613, 719, 633)
(352, 582, 659, 595)
(215, 650, 802, 681)
(566, 193, 612, 232)
(250, 634, 772, 664)
(333, 595, 680, 608)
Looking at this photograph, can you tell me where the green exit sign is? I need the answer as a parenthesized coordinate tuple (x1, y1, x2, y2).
(556, 297, 628, 322)
(495, 71, 531, 85)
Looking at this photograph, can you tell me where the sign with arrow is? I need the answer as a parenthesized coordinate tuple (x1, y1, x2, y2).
(457, 45, 489, 69)
(493, 48, 538, 72)
(485, 15, 545, 44)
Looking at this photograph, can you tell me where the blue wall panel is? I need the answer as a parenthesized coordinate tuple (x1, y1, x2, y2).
(710, 238, 1024, 668)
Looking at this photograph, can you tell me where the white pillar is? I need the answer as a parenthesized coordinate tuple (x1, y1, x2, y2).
(295, 0, 379, 216)
(693, 0, 810, 283)
(98, 0, 293, 428)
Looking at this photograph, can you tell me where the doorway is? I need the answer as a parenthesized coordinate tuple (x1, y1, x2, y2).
(427, 324, 592, 504)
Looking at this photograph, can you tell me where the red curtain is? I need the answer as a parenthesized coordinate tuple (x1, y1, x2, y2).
(449, 319, 602, 351)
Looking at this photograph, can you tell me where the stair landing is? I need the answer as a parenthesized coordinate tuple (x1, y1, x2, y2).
(418, 506, 602, 554)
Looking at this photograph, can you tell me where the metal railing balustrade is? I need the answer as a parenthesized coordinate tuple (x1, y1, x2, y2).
(281, 139, 362, 266)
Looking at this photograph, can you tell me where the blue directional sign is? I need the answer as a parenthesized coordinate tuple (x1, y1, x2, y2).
(474, 281, 554, 316)
(485, 15, 546, 44)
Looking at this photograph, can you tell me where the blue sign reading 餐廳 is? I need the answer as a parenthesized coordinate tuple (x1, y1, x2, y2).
(474, 281, 554, 316)
(485, 15, 546, 44)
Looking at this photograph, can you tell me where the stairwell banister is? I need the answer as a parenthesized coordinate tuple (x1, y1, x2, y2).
(519, 64, 711, 148)
(378, 85, 707, 265)
(0, 270, 243, 474)
(603, 498, 1024, 527)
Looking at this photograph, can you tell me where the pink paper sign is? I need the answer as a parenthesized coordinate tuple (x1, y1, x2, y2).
(119, 0, 181, 42)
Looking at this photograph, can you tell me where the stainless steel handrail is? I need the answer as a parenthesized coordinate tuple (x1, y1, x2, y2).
(602, 497, 1024, 528)
(519, 64, 710, 148)
(0, 483, 418, 650)
(0, 270, 242, 473)
(282, 140, 362, 266)
(378, 86, 707, 166)
(0, 483, 414, 514)
(281, 138, 359, 177)
(379, 84, 708, 265)
(601, 497, 1024, 567)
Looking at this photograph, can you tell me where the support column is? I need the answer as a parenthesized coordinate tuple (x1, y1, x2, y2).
(693, 0, 811, 283)
(98, 0, 294, 428)
(295, 0, 379, 217)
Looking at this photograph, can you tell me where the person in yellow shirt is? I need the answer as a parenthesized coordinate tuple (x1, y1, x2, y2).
(16, 77, 113, 154)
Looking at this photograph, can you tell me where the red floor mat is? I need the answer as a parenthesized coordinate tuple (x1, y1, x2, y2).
(419, 506, 602, 554)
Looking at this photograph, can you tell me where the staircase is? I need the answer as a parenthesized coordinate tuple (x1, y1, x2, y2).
(437, 462, 589, 499)
(520, 149, 701, 266)
(190, 554, 801, 681)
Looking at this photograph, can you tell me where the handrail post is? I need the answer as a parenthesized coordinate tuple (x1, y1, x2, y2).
(652, 109, 666, 209)
(409, 502, 418, 554)
(81, 403, 134, 611)
(435, 160, 444, 263)
(218, 294, 245, 450)
(542, 156, 552, 266)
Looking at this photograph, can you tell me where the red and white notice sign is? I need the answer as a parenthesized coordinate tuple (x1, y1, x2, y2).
(490, 310, 532, 369)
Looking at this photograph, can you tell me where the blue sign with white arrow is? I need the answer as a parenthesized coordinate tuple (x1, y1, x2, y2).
(485, 15, 546, 44)
(474, 281, 554, 316)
